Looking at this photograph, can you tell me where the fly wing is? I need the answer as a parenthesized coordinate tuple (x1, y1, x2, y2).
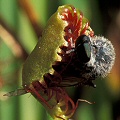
(56, 77, 85, 87)
(3, 88, 28, 97)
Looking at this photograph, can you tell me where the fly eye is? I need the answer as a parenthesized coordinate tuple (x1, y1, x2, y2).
(75, 35, 91, 63)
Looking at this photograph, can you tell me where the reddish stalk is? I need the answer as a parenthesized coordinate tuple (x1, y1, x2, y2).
(0, 18, 28, 60)
(18, 0, 43, 38)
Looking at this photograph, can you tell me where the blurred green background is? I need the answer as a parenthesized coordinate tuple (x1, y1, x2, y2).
(0, 0, 120, 120)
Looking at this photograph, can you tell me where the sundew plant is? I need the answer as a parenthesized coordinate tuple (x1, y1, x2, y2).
(0, 1, 119, 120)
